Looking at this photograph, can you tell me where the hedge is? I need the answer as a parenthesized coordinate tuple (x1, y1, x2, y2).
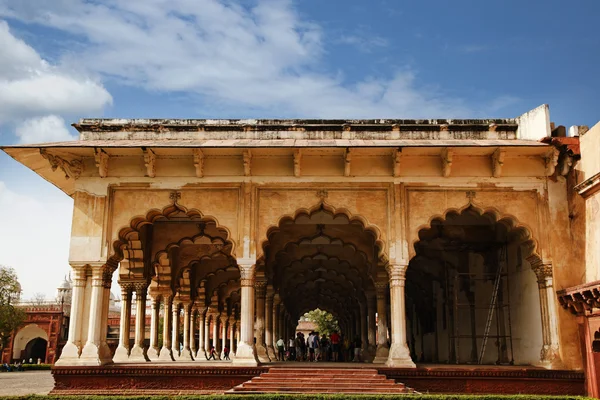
(0, 395, 593, 400)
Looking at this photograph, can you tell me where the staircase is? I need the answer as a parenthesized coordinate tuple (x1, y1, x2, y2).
(228, 367, 416, 394)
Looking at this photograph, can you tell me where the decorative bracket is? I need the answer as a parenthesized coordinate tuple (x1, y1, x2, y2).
(491, 148, 505, 178)
(316, 189, 328, 202)
(393, 148, 402, 177)
(40, 149, 84, 180)
(544, 148, 560, 176)
(193, 149, 205, 178)
(94, 148, 109, 178)
(243, 149, 252, 176)
(441, 148, 453, 178)
(344, 148, 352, 177)
(143, 148, 156, 178)
(294, 149, 302, 177)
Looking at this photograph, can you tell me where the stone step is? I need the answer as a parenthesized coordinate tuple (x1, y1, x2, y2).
(242, 382, 401, 389)
(232, 387, 412, 394)
(254, 377, 388, 382)
(267, 368, 379, 374)
(258, 373, 386, 378)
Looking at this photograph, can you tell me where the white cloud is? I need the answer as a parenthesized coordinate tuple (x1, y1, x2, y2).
(0, 180, 72, 300)
(0, 0, 482, 118)
(0, 20, 112, 124)
(15, 115, 76, 144)
(338, 35, 388, 53)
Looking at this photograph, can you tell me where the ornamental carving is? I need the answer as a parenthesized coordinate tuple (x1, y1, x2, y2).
(193, 148, 205, 178)
(94, 148, 109, 178)
(40, 149, 84, 180)
(385, 264, 407, 287)
(143, 148, 156, 177)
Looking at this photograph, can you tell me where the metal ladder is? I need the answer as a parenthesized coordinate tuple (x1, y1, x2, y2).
(478, 245, 506, 364)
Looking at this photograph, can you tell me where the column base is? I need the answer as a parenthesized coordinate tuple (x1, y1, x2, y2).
(78, 342, 113, 366)
(54, 342, 81, 366)
(255, 343, 271, 363)
(232, 343, 259, 366)
(537, 345, 564, 369)
(364, 345, 376, 362)
(147, 346, 161, 361)
(267, 345, 276, 361)
(158, 346, 174, 361)
(373, 345, 390, 364)
(112, 345, 130, 362)
(385, 343, 416, 368)
(180, 348, 195, 361)
(129, 344, 149, 362)
(171, 347, 180, 360)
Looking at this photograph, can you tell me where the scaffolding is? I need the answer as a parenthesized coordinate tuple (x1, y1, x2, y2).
(447, 245, 515, 365)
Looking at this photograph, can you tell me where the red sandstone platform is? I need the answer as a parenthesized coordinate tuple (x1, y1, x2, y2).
(50, 362, 585, 396)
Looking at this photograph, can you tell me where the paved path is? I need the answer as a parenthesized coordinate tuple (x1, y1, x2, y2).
(0, 371, 54, 396)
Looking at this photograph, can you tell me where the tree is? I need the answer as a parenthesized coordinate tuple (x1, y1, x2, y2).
(32, 292, 46, 305)
(303, 308, 340, 336)
(0, 266, 26, 351)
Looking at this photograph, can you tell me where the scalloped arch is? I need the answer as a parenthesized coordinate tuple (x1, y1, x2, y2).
(260, 201, 388, 263)
(411, 203, 540, 261)
(110, 202, 237, 263)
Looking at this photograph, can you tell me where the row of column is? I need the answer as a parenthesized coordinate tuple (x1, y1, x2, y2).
(112, 291, 240, 362)
(55, 260, 563, 368)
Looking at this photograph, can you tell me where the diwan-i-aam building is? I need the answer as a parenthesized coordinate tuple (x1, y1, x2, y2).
(2, 104, 599, 395)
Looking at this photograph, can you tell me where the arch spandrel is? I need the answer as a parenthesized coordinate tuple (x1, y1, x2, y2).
(406, 188, 544, 261)
(256, 188, 390, 261)
(109, 189, 240, 259)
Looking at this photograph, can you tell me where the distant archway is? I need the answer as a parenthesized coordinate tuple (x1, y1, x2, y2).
(12, 324, 49, 362)
(24, 338, 47, 363)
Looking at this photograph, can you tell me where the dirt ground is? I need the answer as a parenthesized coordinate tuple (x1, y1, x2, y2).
(0, 370, 54, 396)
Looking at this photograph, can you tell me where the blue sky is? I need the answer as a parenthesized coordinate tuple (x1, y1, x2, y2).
(0, 0, 598, 298)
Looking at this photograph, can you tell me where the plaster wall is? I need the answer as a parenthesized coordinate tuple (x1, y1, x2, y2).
(580, 123, 600, 180)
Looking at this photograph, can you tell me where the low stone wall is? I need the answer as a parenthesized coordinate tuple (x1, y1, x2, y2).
(378, 367, 586, 395)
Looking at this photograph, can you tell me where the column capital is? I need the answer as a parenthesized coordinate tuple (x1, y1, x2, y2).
(237, 261, 256, 286)
(530, 259, 553, 287)
(273, 293, 281, 306)
(266, 285, 275, 299)
(220, 315, 228, 325)
(255, 279, 267, 297)
(385, 263, 408, 287)
(133, 281, 148, 293)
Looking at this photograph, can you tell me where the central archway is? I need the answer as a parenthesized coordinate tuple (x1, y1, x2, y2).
(257, 204, 388, 363)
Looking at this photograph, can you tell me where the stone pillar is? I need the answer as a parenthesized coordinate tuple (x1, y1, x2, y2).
(204, 313, 212, 358)
(229, 317, 236, 358)
(158, 295, 174, 361)
(273, 295, 280, 354)
(531, 260, 563, 367)
(236, 320, 241, 353)
(374, 281, 390, 363)
(359, 303, 368, 355)
(233, 261, 258, 366)
(56, 265, 87, 365)
(265, 286, 276, 360)
(79, 264, 112, 365)
(385, 263, 416, 367)
(190, 308, 197, 357)
(197, 308, 207, 359)
(212, 314, 219, 357)
(180, 303, 194, 360)
(254, 278, 271, 362)
(220, 315, 228, 359)
(171, 301, 180, 359)
(148, 296, 161, 360)
(366, 291, 377, 360)
(129, 283, 149, 362)
(113, 285, 132, 362)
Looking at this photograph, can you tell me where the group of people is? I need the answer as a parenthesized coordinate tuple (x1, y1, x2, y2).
(274, 330, 363, 362)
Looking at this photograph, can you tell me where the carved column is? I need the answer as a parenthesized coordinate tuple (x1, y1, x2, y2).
(359, 303, 368, 356)
(236, 320, 241, 353)
(531, 259, 563, 367)
(366, 291, 377, 361)
(374, 281, 390, 363)
(204, 312, 212, 359)
(212, 314, 219, 357)
(180, 303, 194, 360)
(233, 261, 258, 365)
(197, 307, 207, 359)
(385, 264, 416, 367)
(265, 286, 276, 360)
(148, 296, 161, 360)
(190, 308, 197, 357)
(158, 295, 174, 361)
(113, 284, 132, 362)
(229, 317, 236, 358)
(79, 264, 112, 365)
(129, 283, 149, 362)
(171, 301, 180, 359)
(56, 265, 87, 365)
(99, 267, 114, 362)
(273, 295, 281, 355)
(254, 277, 271, 362)
(220, 315, 228, 359)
